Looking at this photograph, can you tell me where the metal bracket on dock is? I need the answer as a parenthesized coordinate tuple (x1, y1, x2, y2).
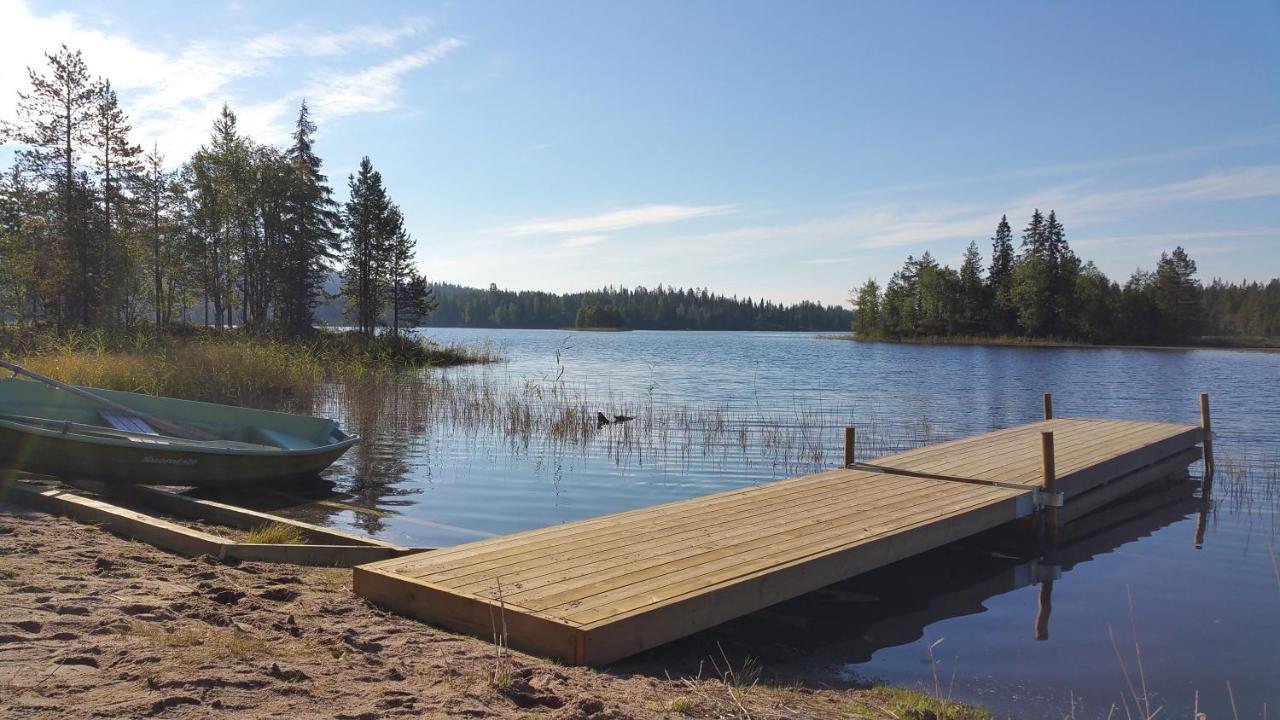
(1032, 487, 1064, 509)
(1031, 560, 1062, 583)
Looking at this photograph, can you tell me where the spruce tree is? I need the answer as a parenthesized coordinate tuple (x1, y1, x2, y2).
(280, 101, 342, 335)
(959, 240, 985, 327)
(987, 215, 1016, 333)
(384, 203, 435, 335)
(1043, 210, 1065, 334)
(341, 156, 391, 336)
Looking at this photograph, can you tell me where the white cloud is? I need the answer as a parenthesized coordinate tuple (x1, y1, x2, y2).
(303, 38, 463, 119)
(0, 0, 456, 160)
(505, 203, 737, 236)
(1072, 228, 1279, 251)
(559, 235, 607, 248)
(556, 166, 1280, 284)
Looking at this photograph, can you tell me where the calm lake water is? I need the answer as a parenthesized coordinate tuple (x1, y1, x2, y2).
(256, 329, 1279, 718)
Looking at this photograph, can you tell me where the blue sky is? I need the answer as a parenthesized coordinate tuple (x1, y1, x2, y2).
(2, 0, 1278, 305)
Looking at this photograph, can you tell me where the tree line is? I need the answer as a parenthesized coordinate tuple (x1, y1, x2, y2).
(0, 45, 429, 337)
(315, 282, 853, 331)
(852, 211, 1280, 345)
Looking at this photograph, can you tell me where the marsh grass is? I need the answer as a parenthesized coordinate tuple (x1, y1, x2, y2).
(245, 522, 307, 545)
(1, 327, 498, 407)
(319, 371, 932, 485)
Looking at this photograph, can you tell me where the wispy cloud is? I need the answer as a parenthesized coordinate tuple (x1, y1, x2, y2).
(303, 38, 463, 118)
(573, 166, 1280, 280)
(0, 0, 456, 159)
(505, 203, 737, 236)
(844, 128, 1280, 201)
(1072, 228, 1279, 251)
(559, 235, 608, 248)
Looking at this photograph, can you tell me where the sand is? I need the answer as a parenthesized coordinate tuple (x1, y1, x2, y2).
(0, 503, 924, 720)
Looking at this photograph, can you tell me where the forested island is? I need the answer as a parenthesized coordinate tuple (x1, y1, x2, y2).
(852, 212, 1280, 347)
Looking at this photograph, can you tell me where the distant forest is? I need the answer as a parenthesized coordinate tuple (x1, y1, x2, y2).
(852, 211, 1280, 345)
(317, 282, 853, 331)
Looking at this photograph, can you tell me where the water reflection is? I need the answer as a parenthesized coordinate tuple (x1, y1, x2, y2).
(619, 476, 1199, 681)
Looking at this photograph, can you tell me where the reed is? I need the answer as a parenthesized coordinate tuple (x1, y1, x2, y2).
(1, 327, 498, 407)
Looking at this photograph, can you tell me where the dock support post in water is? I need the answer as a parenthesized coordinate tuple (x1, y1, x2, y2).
(1041, 431, 1058, 544)
(1035, 576, 1054, 641)
(844, 427, 855, 468)
(1199, 393, 1214, 481)
(1043, 393, 1053, 421)
(1036, 426, 1059, 641)
(1195, 393, 1214, 550)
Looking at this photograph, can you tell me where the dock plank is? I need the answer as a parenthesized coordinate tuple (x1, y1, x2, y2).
(355, 416, 1202, 665)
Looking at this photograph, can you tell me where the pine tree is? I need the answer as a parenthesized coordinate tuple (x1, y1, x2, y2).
(1153, 246, 1201, 342)
(139, 145, 175, 326)
(90, 80, 143, 326)
(6, 46, 101, 326)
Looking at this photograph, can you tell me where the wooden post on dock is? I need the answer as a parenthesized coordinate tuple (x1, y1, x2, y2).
(1199, 393, 1214, 481)
(1043, 393, 1053, 421)
(1041, 431, 1058, 544)
(843, 427, 855, 468)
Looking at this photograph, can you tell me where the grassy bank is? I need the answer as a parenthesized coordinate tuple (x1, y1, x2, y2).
(0, 327, 499, 405)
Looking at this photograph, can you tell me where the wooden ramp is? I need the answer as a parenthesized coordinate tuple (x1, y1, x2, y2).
(354, 417, 1202, 665)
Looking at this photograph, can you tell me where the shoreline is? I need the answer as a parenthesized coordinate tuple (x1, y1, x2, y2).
(818, 333, 1280, 353)
(0, 503, 991, 719)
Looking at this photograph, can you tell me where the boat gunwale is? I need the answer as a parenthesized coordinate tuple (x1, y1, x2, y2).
(0, 415, 362, 456)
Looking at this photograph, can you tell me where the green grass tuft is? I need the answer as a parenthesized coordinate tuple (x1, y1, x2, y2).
(245, 522, 308, 545)
(852, 686, 992, 720)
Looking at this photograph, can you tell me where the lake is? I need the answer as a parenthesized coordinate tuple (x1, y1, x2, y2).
(258, 329, 1280, 718)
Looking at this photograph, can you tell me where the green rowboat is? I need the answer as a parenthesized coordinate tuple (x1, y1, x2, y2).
(0, 377, 359, 487)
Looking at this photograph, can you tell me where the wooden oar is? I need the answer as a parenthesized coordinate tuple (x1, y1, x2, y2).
(0, 358, 220, 442)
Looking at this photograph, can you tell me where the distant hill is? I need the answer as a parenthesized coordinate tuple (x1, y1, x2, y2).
(315, 278, 851, 331)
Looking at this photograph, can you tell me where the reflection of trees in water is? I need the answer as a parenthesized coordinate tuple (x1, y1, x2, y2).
(312, 379, 433, 535)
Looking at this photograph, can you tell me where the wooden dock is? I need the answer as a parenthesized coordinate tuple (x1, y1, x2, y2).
(354, 416, 1204, 665)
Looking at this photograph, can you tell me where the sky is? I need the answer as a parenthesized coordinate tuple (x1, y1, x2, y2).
(1, 0, 1278, 306)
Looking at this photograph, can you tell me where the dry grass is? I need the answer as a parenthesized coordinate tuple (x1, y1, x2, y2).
(244, 522, 307, 545)
(1, 327, 499, 407)
(127, 621, 274, 659)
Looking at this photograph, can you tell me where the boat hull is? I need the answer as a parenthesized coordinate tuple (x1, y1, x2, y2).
(0, 423, 352, 487)
(0, 378, 358, 488)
